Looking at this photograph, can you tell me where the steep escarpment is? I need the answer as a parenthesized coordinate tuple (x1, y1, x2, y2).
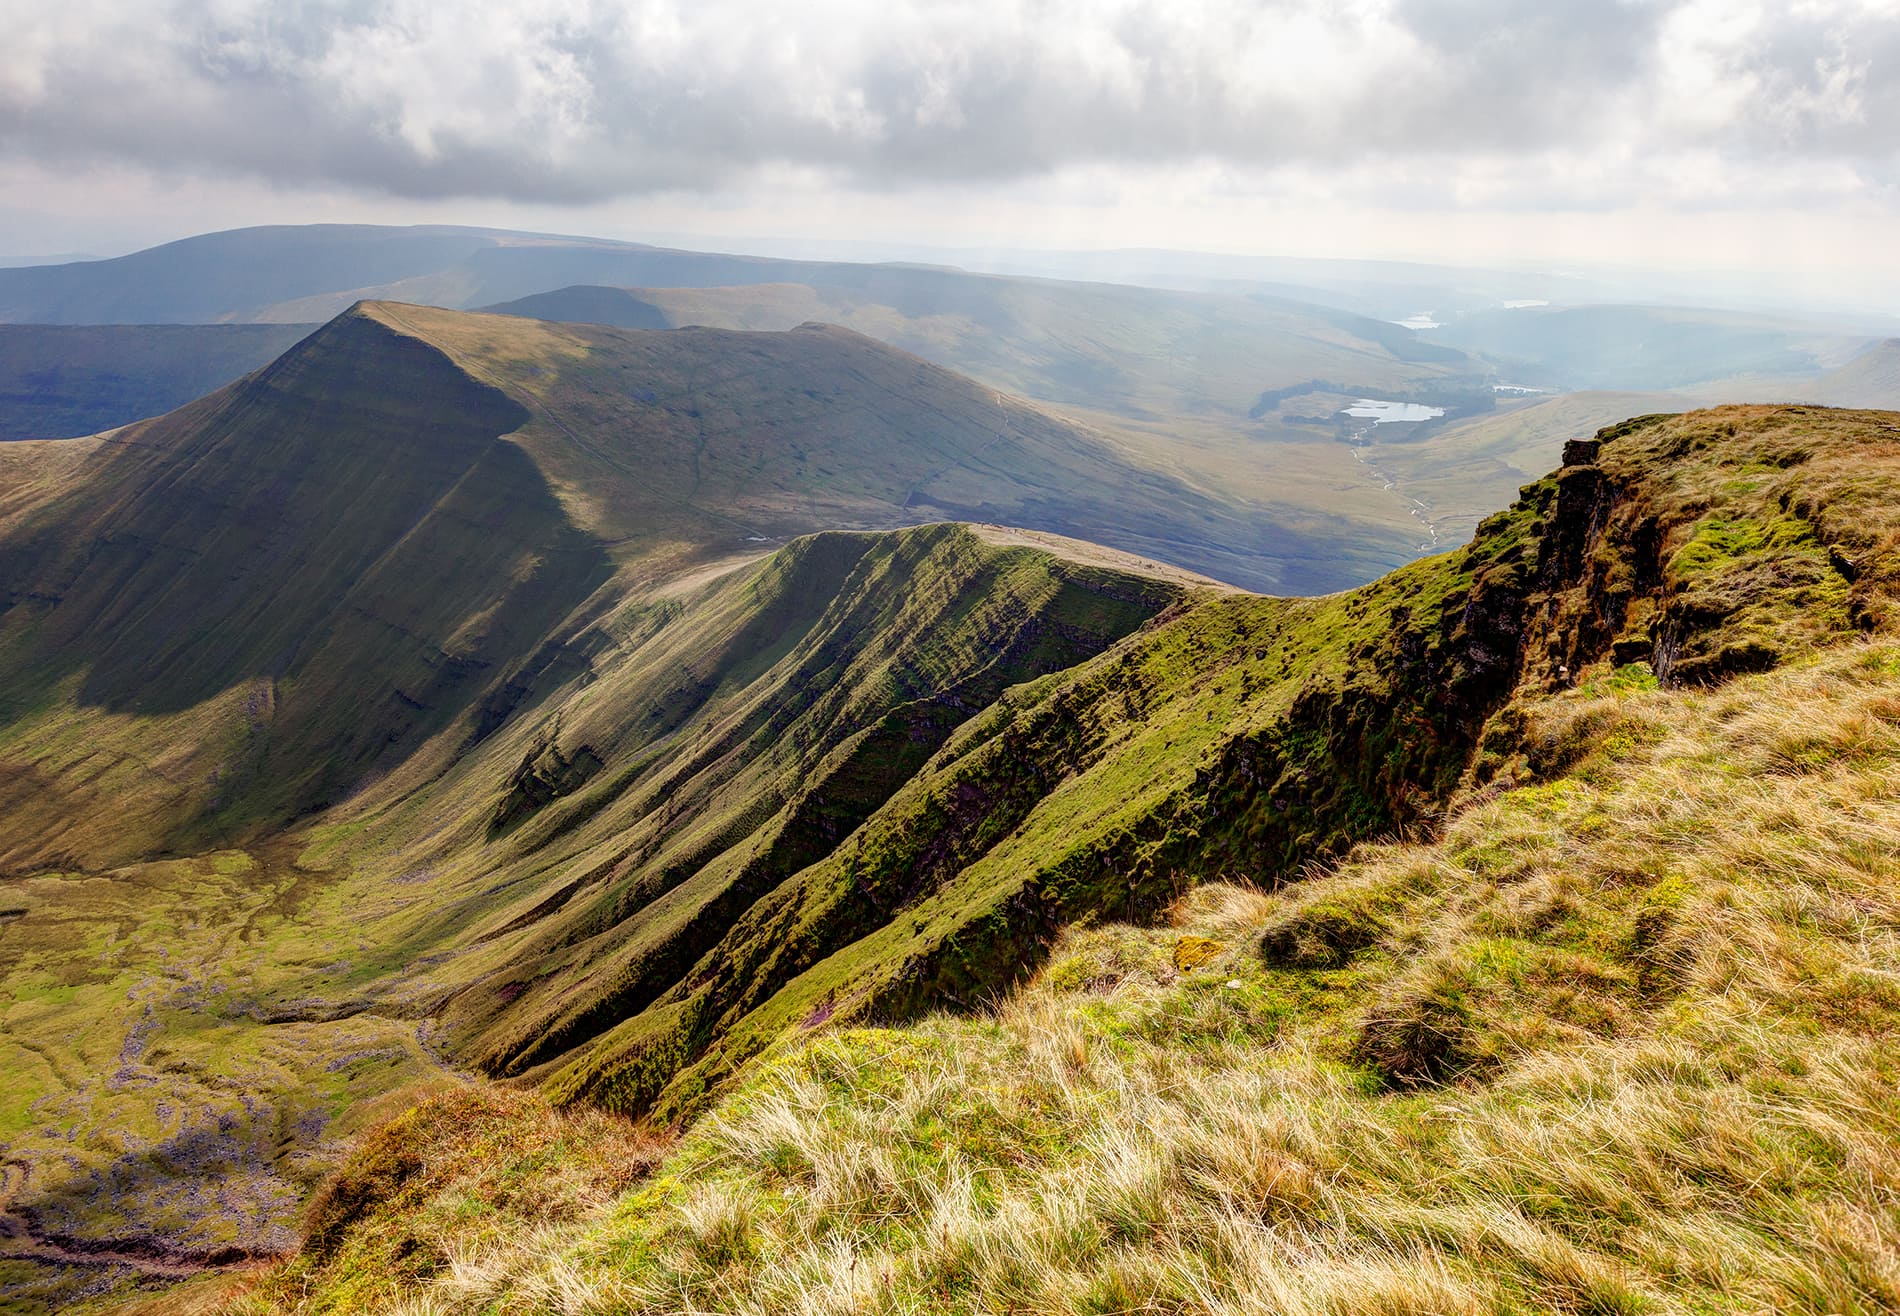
(225, 405, 1900, 1316)
(8, 399, 1900, 1316)
(469, 407, 1900, 1121)
(0, 306, 610, 865)
(314, 525, 1187, 1095)
(0, 295, 1315, 869)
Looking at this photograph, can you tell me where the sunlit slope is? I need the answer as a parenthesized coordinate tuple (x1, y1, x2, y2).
(484, 276, 1474, 424)
(198, 402, 1900, 1316)
(379, 404, 1900, 1124)
(0, 297, 1301, 872)
(0, 433, 103, 531)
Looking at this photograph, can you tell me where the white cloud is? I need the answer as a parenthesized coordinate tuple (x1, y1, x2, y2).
(0, 0, 1897, 217)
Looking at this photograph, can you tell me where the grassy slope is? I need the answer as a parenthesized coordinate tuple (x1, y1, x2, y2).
(484, 280, 1476, 424)
(0, 325, 317, 441)
(200, 403, 1900, 1316)
(17, 395, 1900, 1311)
(367, 302, 1386, 592)
(0, 434, 102, 530)
(293, 523, 1190, 1104)
(482, 282, 1494, 567)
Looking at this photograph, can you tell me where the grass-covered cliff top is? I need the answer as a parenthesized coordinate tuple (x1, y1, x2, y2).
(193, 627, 1900, 1316)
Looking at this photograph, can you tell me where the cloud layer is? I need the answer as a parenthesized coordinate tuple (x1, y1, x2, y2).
(3, 0, 1898, 207)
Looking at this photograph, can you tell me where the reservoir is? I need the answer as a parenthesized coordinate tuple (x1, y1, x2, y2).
(1341, 398, 1446, 424)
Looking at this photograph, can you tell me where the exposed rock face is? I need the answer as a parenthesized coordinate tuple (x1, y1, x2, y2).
(491, 741, 606, 836)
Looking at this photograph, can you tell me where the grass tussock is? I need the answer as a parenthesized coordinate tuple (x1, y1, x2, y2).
(209, 639, 1900, 1316)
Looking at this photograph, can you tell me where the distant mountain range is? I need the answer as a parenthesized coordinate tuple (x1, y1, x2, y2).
(3, 227, 1893, 576)
(0, 322, 316, 440)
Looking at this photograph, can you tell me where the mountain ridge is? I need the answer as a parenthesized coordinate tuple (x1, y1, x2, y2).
(4, 285, 1899, 1311)
(20, 399, 1896, 1316)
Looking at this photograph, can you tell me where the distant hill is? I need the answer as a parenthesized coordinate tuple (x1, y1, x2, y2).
(1791, 337, 1900, 408)
(476, 279, 1507, 566)
(0, 322, 316, 439)
(0, 224, 1480, 414)
(1429, 303, 1866, 390)
(0, 229, 1504, 563)
(0, 225, 519, 323)
(1666, 336, 1900, 410)
(363, 301, 1379, 589)
(484, 279, 1474, 429)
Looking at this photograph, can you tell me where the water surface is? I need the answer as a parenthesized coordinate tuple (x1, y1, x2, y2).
(1341, 398, 1446, 424)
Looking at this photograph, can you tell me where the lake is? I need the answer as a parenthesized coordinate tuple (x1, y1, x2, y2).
(1341, 398, 1446, 424)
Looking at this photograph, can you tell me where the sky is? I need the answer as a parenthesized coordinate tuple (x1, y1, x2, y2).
(3, 0, 1899, 299)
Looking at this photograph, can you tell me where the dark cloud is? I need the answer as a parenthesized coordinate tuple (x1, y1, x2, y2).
(2, 0, 1897, 205)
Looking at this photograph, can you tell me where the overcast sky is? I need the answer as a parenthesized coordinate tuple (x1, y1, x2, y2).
(3, 0, 1898, 296)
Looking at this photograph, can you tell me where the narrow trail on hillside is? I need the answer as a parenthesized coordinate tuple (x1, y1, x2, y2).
(1344, 422, 1443, 553)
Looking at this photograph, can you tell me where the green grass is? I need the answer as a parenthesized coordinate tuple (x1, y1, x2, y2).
(219, 633, 1900, 1315)
(14, 401, 1900, 1313)
(0, 848, 458, 1312)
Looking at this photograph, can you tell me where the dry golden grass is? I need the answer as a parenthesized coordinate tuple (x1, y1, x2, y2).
(198, 636, 1900, 1316)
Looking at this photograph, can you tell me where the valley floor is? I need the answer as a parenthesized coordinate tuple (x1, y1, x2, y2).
(0, 845, 456, 1312)
(144, 637, 1900, 1316)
